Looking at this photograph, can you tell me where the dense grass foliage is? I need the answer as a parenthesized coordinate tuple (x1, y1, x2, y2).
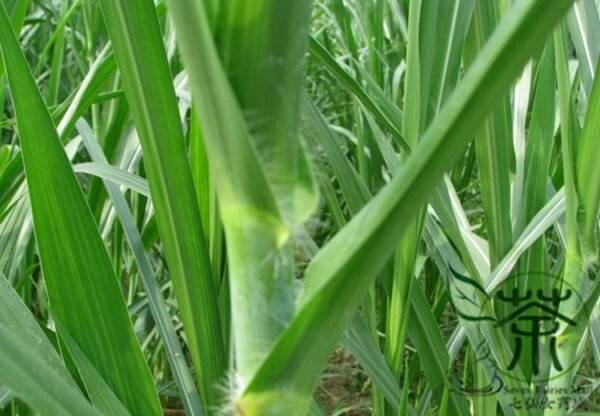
(0, 0, 598, 415)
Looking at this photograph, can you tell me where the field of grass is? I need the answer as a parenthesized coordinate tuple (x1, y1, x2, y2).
(0, 0, 599, 415)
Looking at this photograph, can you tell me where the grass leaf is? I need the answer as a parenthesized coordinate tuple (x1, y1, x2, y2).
(0, 273, 102, 416)
(0, 4, 161, 414)
(97, 0, 227, 408)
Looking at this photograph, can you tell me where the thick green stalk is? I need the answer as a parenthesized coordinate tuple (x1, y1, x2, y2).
(215, 0, 316, 382)
(165, 0, 317, 386)
(225, 223, 295, 383)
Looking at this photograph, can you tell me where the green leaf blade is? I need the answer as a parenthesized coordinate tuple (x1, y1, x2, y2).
(0, 4, 161, 415)
(97, 0, 227, 409)
(0, 274, 102, 416)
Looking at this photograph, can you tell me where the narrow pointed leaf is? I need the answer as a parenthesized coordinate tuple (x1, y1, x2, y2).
(0, 5, 161, 415)
(0, 274, 102, 416)
(97, 0, 227, 408)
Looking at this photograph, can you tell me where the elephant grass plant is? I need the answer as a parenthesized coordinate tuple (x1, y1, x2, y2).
(0, 0, 599, 415)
